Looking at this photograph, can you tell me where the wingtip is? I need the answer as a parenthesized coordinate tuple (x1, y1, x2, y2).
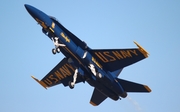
(31, 75, 48, 89)
(90, 101, 98, 106)
(144, 85, 152, 92)
(31, 75, 39, 82)
(133, 41, 149, 58)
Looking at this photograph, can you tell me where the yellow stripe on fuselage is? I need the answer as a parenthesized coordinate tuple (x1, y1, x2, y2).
(49, 27, 54, 33)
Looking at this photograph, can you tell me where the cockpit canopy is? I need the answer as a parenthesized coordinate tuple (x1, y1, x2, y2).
(49, 16, 59, 22)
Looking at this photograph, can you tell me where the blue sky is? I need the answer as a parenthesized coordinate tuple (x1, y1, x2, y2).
(1, 0, 180, 112)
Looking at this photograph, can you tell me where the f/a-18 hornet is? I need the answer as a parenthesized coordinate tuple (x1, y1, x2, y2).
(25, 4, 151, 106)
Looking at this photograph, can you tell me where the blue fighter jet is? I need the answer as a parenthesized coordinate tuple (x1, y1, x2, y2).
(25, 4, 151, 106)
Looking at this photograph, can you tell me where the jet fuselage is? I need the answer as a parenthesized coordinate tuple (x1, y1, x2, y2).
(25, 4, 126, 100)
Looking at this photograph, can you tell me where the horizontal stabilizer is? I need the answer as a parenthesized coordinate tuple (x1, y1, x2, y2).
(117, 78, 151, 92)
(90, 88, 107, 106)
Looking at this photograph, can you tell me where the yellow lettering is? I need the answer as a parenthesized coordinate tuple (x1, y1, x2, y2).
(126, 50, 132, 57)
(59, 68, 67, 77)
(60, 32, 70, 43)
(95, 52, 109, 63)
(55, 70, 64, 80)
(103, 51, 116, 62)
(54, 64, 74, 81)
(129, 50, 138, 56)
(61, 32, 65, 37)
(66, 64, 75, 71)
(94, 52, 104, 62)
(49, 75, 58, 84)
(120, 51, 131, 58)
(44, 79, 52, 85)
(60, 65, 72, 78)
(112, 51, 124, 60)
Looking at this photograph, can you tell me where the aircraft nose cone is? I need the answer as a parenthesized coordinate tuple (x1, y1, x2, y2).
(24, 4, 29, 9)
(24, 4, 30, 11)
(24, 4, 34, 15)
(24, 4, 52, 28)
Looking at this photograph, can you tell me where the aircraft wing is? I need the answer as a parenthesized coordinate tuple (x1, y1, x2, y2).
(89, 41, 149, 72)
(31, 58, 84, 89)
(90, 88, 107, 106)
